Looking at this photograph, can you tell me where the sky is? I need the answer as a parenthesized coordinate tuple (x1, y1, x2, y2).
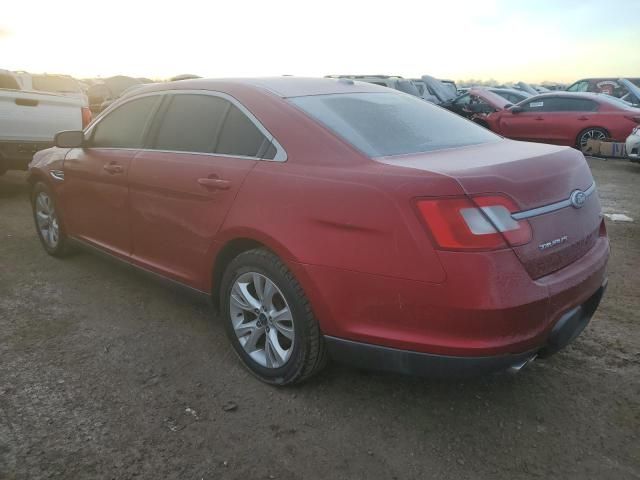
(1, 0, 639, 84)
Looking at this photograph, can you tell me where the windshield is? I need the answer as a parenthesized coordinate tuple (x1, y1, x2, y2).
(290, 92, 499, 157)
(32, 75, 81, 93)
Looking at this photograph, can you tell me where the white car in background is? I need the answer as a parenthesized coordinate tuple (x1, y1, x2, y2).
(13, 72, 88, 106)
(0, 69, 89, 175)
(626, 126, 640, 163)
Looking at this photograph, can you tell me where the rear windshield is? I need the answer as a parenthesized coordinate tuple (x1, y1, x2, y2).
(290, 92, 499, 157)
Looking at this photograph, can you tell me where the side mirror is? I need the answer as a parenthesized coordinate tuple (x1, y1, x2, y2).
(510, 106, 524, 114)
(55, 130, 85, 148)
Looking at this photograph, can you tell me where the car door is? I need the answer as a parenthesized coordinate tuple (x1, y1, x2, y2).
(127, 92, 280, 288)
(61, 94, 162, 258)
(534, 97, 600, 145)
(497, 97, 555, 142)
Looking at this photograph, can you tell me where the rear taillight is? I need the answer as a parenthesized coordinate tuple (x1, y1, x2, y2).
(81, 107, 92, 128)
(416, 195, 532, 251)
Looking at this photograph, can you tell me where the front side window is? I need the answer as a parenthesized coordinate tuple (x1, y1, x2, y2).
(290, 92, 499, 157)
(91, 96, 160, 148)
(153, 94, 229, 153)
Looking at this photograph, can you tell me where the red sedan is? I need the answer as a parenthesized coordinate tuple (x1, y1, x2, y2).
(483, 91, 640, 149)
(28, 78, 609, 384)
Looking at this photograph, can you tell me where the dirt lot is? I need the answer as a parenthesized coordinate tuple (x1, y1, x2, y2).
(1, 157, 639, 480)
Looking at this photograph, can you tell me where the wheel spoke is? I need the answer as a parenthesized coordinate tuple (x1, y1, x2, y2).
(273, 318, 294, 340)
(252, 273, 265, 301)
(262, 279, 276, 310)
(233, 282, 261, 311)
(267, 329, 288, 366)
(36, 211, 49, 228)
(242, 325, 264, 353)
(234, 319, 258, 337)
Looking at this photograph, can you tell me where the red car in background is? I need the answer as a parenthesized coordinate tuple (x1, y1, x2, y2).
(28, 78, 609, 384)
(483, 92, 640, 149)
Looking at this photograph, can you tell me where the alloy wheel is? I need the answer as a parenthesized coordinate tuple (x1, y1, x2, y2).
(229, 272, 295, 368)
(580, 129, 607, 149)
(35, 192, 59, 249)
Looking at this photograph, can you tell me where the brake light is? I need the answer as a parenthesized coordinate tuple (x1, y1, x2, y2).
(81, 107, 92, 128)
(416, 195, 532, 251)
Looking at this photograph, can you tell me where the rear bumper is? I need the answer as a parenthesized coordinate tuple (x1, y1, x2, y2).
(325, 280, 606, 377)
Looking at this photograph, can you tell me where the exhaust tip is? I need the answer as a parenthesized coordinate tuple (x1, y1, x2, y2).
(507, 354, 537, 374)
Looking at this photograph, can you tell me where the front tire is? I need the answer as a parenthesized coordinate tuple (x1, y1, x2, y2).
(31, 181, 71, 257)
(220, 248, 326, 385)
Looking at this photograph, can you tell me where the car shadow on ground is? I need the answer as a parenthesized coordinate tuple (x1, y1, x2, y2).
(0, 171, 30, 198)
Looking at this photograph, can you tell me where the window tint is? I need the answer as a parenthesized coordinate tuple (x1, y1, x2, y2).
(91, 96, 159, 148)
(216, 104, 268, 157)
(153, 94, 228, 153)
(524, 97, 598, 112)
(290, 92, 499, 157)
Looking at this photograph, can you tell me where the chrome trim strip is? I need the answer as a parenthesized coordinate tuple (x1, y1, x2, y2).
(49, 170, 65, 181)
(511, 182, 596, 220)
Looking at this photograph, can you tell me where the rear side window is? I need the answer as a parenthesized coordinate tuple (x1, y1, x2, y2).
(216, 104, 268, 157)
(91, 96, 159, 148)
(153, 94, 228, 153)
(290, 92, 498, 157)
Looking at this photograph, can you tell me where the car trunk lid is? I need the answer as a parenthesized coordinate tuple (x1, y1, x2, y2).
(378, 140, 602, 279)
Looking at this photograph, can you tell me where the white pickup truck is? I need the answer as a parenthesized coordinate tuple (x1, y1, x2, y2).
(0, 69, 88, 175)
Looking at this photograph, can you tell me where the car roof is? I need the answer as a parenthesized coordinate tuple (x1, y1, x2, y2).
(525, 91, 608, 100)
(124, 77, 389, 100)
(572, 77, 640, 82)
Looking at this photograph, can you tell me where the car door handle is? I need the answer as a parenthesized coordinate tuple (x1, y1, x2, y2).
(197, 177, 231, 190)
(103, 162, 124, 174)
(534, 117, 544, 121)
(577, 116, 589, 121)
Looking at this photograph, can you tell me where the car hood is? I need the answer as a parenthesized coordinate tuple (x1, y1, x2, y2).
(468, 88, 512, 110)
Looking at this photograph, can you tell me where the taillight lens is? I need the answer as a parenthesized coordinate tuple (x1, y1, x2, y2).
(81, 107, 92, 128)
(416, 195, 532, 251)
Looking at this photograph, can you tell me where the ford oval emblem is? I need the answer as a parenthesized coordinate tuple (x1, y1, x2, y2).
(570, 190, 587, 209)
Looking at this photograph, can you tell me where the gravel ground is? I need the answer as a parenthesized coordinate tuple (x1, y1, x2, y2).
(1, 157, 639, 480)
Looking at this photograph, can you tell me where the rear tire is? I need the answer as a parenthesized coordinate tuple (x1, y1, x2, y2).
(577, 127, 609, 151)
(31, 181, 71, 257)
(220, 248, 326, 385)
